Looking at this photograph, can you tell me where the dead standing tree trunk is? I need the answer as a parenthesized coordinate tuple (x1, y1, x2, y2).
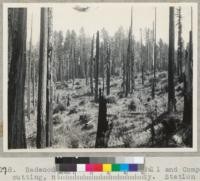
(177, 7, 183, 78)
(37, 8, 48, 148)
(122, 52, 126, 93)
(100, 42, 105, 93)
(168, 7, 176, 113)
(84, 47, 88, 86)
(131, 40, 135, 92)
(32, 40, 35, 114)
(130, 8, 135, 93)
(183, 7, 193, 127)
(140, 29, 144, 85)
(27, 15, 33, 121)
(95, 89, 112, 148)
(152, 8, 157, 99)
(89, 35, 94, 95)
(125, 8, 133, 97)
(106, 43, 111, 95)
(95, 31, 99, 102)
(46, 8, 53, 147)
(8, 8, 27, 149)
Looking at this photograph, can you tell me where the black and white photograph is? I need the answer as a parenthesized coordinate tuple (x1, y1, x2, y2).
(4, 3, 197, 150)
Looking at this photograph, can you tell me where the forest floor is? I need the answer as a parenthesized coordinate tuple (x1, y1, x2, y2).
(26, 71, 189, 148)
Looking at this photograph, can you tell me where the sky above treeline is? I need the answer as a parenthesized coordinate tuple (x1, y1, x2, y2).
(23, 3, 196, 47)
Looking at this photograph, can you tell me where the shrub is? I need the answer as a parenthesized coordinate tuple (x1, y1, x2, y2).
(79, 100, 86, 106)
(158, 72, 167, 79)
(147, 97, 151, 102)
(176, 85, 182, 92)
(106, 95, 117, 104)
(81, 124, 94, 130)
(63, 82, 68, 88)
(53, 103, 66, 114)
(68, 107, 78, 115)
(79, 114, 90, 124)
(53, 114, 62, 125)
(149, 77, 158, 84)
(128, 100, 137, 111)
(122, 135, 132, 148)
(75, 86, 82, 90)
(117, 91, 124, 99)
(70, 137, 79, 148)
(75, 81, 80, 85)
(110, 83, 118, 88)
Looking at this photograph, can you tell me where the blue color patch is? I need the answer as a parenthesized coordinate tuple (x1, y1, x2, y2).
(129, 164, 138, 171)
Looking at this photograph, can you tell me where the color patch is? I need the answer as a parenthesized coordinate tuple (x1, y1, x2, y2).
(138, 164, 145, 171)
(93, 164, 102, 172)
(103, 164, 112, 172)
(112, 164, 120, 171)
(120, 164, 129, 172)
(59, 164, 77, 172)
(55, 157, 144, 172)
(77, 164, 85, 172)
(86, 164, 93, 172)
(129, 164, 138, 171)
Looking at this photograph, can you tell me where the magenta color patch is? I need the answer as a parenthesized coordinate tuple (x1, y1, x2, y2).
(86, 164, 93, 172)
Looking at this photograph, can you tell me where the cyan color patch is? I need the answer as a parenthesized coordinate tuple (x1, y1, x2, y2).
(120, 164, 129, 172)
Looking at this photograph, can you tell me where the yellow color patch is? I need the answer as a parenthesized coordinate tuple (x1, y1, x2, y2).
(103, 164, 111, 172)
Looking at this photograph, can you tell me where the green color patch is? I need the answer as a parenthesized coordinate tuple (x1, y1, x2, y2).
(112, 164, 120, 171)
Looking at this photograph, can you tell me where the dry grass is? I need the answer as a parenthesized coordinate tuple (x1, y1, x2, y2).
(0, 122, 2, 137)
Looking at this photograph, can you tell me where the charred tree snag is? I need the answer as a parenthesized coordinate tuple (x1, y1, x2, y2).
(183, 8, 193, 146)
(106, 44, 111, 96)
(95, 89, 112, 148)
(168, 7, 176, 113)
(94, 31, 99, 102)
(46, 8, 53, 147)
(177, 7, 183, 78)
(37, 8, 48, 148)
(27, 15, 33, 121)
(90, 36, 94, 95)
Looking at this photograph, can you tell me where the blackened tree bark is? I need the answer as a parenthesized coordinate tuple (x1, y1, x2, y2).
(106, 44, 111, 95)
(37, 8, 48, 148)
(89, 36, 94, 94)
(102, 43, 105, 93)
(183, 8, 193, 126)
(168, 7, 176, 112)
(140, 29, 144, 85)
(130, 8, 135, 93)
(125, 8, 133, 96)
(84, 46, 88, 85)
(8, 8, 27, 149)
(122, 51, 126, 93)
(46, 8, 53, 147)
(31, 43, 35, 113)
(152, 8, 157, 99)
(125, 41, 130, 97)
(72, 47, 75, 85)
(27, 15, 33, 121)
(146, 29, 150, 74)
(94, 31, 99, 102)
(177, 7, 183, 78)
(95, 89, 111, 148)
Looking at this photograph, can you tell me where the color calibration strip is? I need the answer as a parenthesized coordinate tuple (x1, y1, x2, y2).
(55, 157, 144, 172)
